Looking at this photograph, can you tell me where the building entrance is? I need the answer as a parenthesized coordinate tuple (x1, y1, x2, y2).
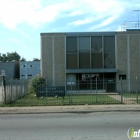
(66, 73, 116, 92)
(78, 73, 103, 90)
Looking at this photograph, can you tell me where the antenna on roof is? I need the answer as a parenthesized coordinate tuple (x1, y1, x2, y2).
(133, 10, 140, 29)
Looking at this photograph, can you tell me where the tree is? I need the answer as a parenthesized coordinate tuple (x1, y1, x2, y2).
(0, 54, 2, 61)
(21, 57, 26, 61)
(28, 73, 45, 93)
(0, 54, 8, 62)
(7, 52, 21, 61)
(0, 52, 21, 62)
(33, 58, 40, 61)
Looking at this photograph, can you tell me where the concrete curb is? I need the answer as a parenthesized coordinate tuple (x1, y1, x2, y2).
(0, 110, 140, 115)
(0, 104, 139, 114)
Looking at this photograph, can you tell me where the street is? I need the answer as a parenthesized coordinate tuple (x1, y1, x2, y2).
(0, 112, 140, 140)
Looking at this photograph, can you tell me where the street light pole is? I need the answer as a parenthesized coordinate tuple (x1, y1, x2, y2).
(133, 10, 140, 29)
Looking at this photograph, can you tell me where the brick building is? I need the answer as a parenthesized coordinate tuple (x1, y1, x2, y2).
(40, 31, 140, 92)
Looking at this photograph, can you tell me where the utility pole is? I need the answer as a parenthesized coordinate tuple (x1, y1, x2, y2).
(133, 10, 140, 29)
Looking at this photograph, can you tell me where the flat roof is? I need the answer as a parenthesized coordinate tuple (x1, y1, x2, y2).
(40, 31, 116, 36)
(41, 31, 140, 36)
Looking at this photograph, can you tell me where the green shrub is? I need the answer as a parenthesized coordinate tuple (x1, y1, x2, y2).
(28, 74, 45, 93)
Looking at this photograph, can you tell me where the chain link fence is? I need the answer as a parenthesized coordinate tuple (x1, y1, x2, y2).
(0, 78, 140, 106)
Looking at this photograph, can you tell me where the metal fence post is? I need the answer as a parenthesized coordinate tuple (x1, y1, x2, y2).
(46, 79, 48, 104)
(16, 80, 18, 100)
(136, 77, 138, 103)
(70, 81, 73, 104)
(23, 81, 26, 96)
(20, 81, 23, 106)
(2, 76, 6, 104)
(10, 82, 12, 103)
(27, 80, 29, 94)
(121, 77, 123, 103)
(96, 77, 97, 103)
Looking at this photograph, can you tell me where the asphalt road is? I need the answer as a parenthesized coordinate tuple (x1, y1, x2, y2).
(0, 112, 140, 140)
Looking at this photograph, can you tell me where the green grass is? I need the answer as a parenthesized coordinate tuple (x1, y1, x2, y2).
(122, 93, 140, 98)
(120, 93, 140, 103)
(7, 93, 121, 106)
(2, 92, 140, 107)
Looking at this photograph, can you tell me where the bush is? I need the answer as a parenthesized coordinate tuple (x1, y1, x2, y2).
(28, 74, 45, 93)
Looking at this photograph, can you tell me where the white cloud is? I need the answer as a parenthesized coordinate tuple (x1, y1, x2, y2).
(29, 3, 67, 27)
(81, 0, 120, 13)
(0, 0, 78, 29)
(67, 0, 124, 28)
(0, 0, 65, 29)
(89, 14, 120, 30)
(68, 18, 94, 26)
(69, 10, 83, 17)
(0, 0, 42, 29)
(0, 0, 139, 30)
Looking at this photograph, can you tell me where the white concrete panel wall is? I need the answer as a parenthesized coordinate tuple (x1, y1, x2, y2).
(20, 61, 40, 80)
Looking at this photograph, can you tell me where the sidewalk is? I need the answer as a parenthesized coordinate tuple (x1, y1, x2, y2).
(0, 104, 140, 114)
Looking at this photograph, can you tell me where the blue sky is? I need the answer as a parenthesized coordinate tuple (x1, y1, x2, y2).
(0, 0, 140, 61)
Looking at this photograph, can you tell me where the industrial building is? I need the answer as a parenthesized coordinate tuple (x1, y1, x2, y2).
(0, 61, 19, 80)
(20, 61, 40, 79)
(40, 30, 140, 92)
(0, 61, 40, 80)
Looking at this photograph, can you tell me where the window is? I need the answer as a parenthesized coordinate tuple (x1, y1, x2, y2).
(66, 35, 116, 70)
(66, 37, 78, 69)
(79, 53, 90, 69)
(66, 37, 77, 52)
(119, 75, 126, 80)
(79, 37, 90, 52)
(104, 36, 115, 68)
(66, 54, 78, 69)
(28, 74, 32, 77)
(78, 36, 90, 68)
(91, 36, 103, 68)
(91, 36, 102, 52)
(92, 53, 103, 68)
